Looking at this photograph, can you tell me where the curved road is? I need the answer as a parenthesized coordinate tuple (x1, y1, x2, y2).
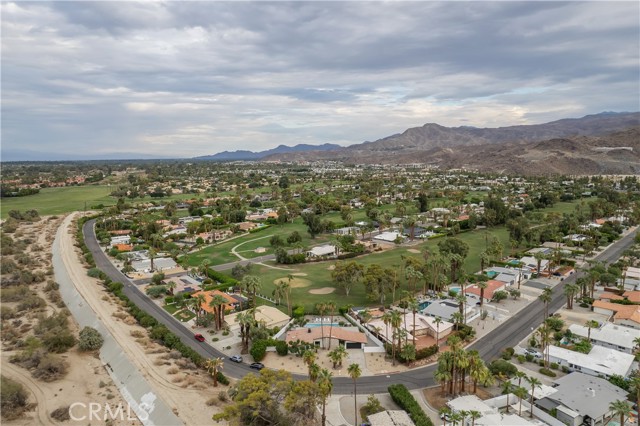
(84, 219, 637, 394)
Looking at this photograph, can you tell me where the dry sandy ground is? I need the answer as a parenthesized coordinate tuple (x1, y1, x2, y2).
(1, 216, 135, 425)
(58, 213, 227, 425)
(308, 287, 336, 295)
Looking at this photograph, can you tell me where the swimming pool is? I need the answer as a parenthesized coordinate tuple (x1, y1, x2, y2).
(486, 271, 498, 278)
(418, 301, 432, 310)
(306, 323, 343, 328)
(449, 286, 461, 294)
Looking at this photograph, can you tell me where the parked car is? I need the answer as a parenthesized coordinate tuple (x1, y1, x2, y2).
(249, 362, 265, 370)
(229, 355, 243, 363)
(525, 348, 542, 358)
(194, 334, 205, 342)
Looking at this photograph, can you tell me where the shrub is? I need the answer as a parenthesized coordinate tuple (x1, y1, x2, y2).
(50, 406, 71, 422)
(292, 306, 305, 319)
(488, 360, 517, 378)
(525, 353, 534, 362)
(145, 285, 167, 299)
(539, 368, 556, 377)
(43, 330, 76, 353)
(275, 340, 288, 356)
(87, 268, 106, 279)
(388, 384, 433, 426)
(33, 354, 69, 381)
(550, 362, 559, 370)
(216, 371, 229, 386)
(250, 340, 268, 362)
(1, 306, 16, 320)
(415, 345, 438, 360)
(1, 376, 29, 420)
(516, 355, 526, 364)
(561, 365, 569, 373)
(78, 326, 104, 351)
(502, 347, 515, 360)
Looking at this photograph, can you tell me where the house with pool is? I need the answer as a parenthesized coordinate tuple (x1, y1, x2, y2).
(285, 326, 368, 349)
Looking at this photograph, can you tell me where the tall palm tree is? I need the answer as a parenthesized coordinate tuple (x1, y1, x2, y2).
(564, 282, 579, 309)
(166, 280, 177, 295)
(200, 258, 211, 278)
(608, 400, 631, 426)
(514, 371, 527, 388)
(326, 301, 337, 350)
(382, 311, 393, 348)
(348, 363, 362, 426)
(539, 287, 552, 323)
(209, 294, 228, 330)
(302, 349, 316, 375)
(308, 362, 321, 382)
(316, 302, 328, 348)
(479, 250, 490, 273)
(272, 280, 287, 305)
(193, 293, 206, 318)
(241, 275, 261, 308)
(501, 381, 514, 413)
(526, 376, 542, 418)
(318, 368, 333, 426)
(514, 386, 528, 416)
(408, 297, 419, 347)
(434, 316, 443, 346)
(438, 407, 451, 426)
(389, 310, 403, 366)
(477, 280, 489, 307)
(205, 357, 224, 387)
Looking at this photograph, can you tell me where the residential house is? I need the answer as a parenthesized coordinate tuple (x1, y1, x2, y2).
(368, 410, 415, 426)
(592, 300, 640, 329)
(568, 322, 640, 354)
(306, 245, 337, 258)
(465, 280, 506, 303)
(536, 372, 628, 426)
(546, 345, 634, 379)
(285, 326, 367, 349)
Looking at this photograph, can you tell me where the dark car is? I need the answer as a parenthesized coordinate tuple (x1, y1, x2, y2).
(229, 355, 243, 363)
(249, 362, 265, 370)
(194, 333, 205, 342)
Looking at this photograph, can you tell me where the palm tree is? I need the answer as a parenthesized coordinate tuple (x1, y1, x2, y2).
(628, 375, 640, 426)
(514, 371, 527, 388)
(389, 310, 403, 366)
(564, 282, 579, 309)
(608, 400, 631, 426)
(434, 316, 443, 346)
(539, 287, 552, 323)
(167, 280, 177, 295)
(193, 293, 206, 318)
(480, 250, 490, 273)
(235, 310, 253, 354)
(308, 362, 321, 382)
(514, 386, 528, 416)
(468, 410, 482, 426)
(348, 363, 362, 426)
(585, 320, 599, 341)
(149, 247, 157, 272)
(200, 258, 211, 278)
(534, 251, 546, 275)
(241, 275, 261, 308)
(408, 297, 419, 346)
(537, 325, 552, 368)
(501, 381, 514, 413)
(449, 411, 462, 426)
(272, 280, 287, 305)
(328, 345, 347, 369)
(316, 302, 328, 348)
(205, 357, 224, 387)
(458, 410, 469, 426)
(326, 301, 337, 350)
(526, 376, 542, 418)
(318, 368, 333, 426)
(209, 294, 228, 330)
(382, 311, 393, 348)
(477, 280, 489, 307)
(302, 349, 317, 375)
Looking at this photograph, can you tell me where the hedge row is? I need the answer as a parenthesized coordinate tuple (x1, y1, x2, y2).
(387, 384, 433, 426)
(205, 269, 239, 288)
(76, 217, 229, 385)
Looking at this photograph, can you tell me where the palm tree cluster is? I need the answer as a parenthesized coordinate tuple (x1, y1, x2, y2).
(434, 336, 493, 396)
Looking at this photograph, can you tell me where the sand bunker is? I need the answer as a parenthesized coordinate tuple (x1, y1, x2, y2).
(273, 277, 311, 288)
(407, 249, 421, 254)
(308, 287, 336, 295)
(291, 273, 308, 276)
(327, 265, 336, 270)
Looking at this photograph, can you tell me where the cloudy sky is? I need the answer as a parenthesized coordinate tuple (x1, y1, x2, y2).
(2, 1, 639, 160)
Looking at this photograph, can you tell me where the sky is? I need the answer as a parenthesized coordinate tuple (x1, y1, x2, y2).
(2, 1, 639, 160)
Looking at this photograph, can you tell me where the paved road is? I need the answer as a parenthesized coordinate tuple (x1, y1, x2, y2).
(85, 219, 637, 395)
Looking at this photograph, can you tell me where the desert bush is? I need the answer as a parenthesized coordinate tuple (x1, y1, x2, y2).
(539, 368, 556, 377)
(1, 306, 16, 320)
(33, 355, 69, 381)
(78, 326, 104, 351)
(17, 295, 46, 311)
(0, 375, 29, 420)
(50, 406, 71, 422)
(1, 286, 30, 302)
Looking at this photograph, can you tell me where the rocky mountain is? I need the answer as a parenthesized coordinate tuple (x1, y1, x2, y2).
(195, 143, 341, 161)
(267, 112, 640, 166)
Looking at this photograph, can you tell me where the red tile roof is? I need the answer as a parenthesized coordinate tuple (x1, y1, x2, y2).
(286, 326, 367, 344)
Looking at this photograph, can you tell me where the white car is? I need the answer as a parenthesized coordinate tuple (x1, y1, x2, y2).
(524, 348, 543, 359)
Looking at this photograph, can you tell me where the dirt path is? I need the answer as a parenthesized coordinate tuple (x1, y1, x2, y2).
(1, 356, 52, 425)
(58, 213, 223, 425)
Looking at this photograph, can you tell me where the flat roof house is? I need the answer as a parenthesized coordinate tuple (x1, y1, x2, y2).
(536, 372, 628, 426)
(306, 244, 337, 258)
(547, 345, 634, 379)
(285, 326, 367, 349)
(568, 322, 640, 354)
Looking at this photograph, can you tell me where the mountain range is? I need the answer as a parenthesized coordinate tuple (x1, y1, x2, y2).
(264, 112, 640, 174)
(194, 143, 341, 161)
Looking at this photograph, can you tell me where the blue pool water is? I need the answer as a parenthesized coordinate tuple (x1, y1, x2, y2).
(449, 286, 461, 294)
(486, 271, 498, 278)
(418, 301, 432, 310)
(306, 323, 342, 328)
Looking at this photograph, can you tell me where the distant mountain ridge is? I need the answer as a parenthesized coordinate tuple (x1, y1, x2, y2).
(267, 111, 640, 162)
(195, 143, 341, 161)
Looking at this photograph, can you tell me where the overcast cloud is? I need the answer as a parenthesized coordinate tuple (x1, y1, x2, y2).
(2, 1, 639, 160)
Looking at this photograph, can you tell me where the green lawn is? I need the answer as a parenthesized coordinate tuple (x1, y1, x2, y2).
(0, 185, 199, 219)
(163, 304, 180, 314)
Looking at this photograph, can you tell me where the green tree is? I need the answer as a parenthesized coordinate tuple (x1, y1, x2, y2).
(78, 326, 104, 351)
(318, 369, 333, 426)
(348, 363, 362, 426)
(331, 261, 364, 297)
(608, 400, 631, 426)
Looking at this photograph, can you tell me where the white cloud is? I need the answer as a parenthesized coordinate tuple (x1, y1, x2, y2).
(1, 1, 638, 159)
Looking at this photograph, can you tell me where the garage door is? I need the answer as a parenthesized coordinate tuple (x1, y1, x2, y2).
(345, 342, 361, 349)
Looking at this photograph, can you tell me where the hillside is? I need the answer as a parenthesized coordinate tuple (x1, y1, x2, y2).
(267, 112, 640, 169)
